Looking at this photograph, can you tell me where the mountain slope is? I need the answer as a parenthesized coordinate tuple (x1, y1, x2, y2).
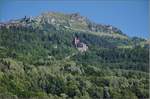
(0, 12, 149, 99)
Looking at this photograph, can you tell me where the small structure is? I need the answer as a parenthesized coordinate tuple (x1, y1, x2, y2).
(74, 37, 80, 47)
(77, 42, 88, 52)
(73, 36, 88, 52)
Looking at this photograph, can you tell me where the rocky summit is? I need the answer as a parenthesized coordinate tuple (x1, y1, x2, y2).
(1, 12, 123, 35)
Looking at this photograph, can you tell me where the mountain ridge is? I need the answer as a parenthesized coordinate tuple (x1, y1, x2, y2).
(0, 11, 149, 99)
(0, 12, 125, 36)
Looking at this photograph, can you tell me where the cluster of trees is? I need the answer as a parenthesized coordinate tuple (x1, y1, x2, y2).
(0, 23, 149, 99)
(0, 58, 149, 99)
(73, 46, 149, 72)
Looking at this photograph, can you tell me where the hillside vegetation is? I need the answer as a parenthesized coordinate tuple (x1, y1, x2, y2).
(0, 12, 149, 99)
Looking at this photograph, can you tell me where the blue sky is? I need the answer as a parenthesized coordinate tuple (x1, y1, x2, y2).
(0, 0, 149, 38)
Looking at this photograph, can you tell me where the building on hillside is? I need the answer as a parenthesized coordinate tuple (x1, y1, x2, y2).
(74, 36, 80, 47)
(73, 36, 88, 52)
(77, 42, 88, 52)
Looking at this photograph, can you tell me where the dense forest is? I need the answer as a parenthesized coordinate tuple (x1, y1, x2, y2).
(0, 12, 149, 99)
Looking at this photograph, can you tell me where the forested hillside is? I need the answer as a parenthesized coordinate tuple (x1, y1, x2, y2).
(0, 12, 149, 99)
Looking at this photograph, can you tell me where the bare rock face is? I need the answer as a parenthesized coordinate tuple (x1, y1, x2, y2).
(69, 13, 87, 22)
(0, 11, 124, 35)
(88, 22, 123, 34)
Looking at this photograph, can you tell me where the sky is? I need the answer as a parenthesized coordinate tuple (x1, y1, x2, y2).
(0, 0, 149, 39)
